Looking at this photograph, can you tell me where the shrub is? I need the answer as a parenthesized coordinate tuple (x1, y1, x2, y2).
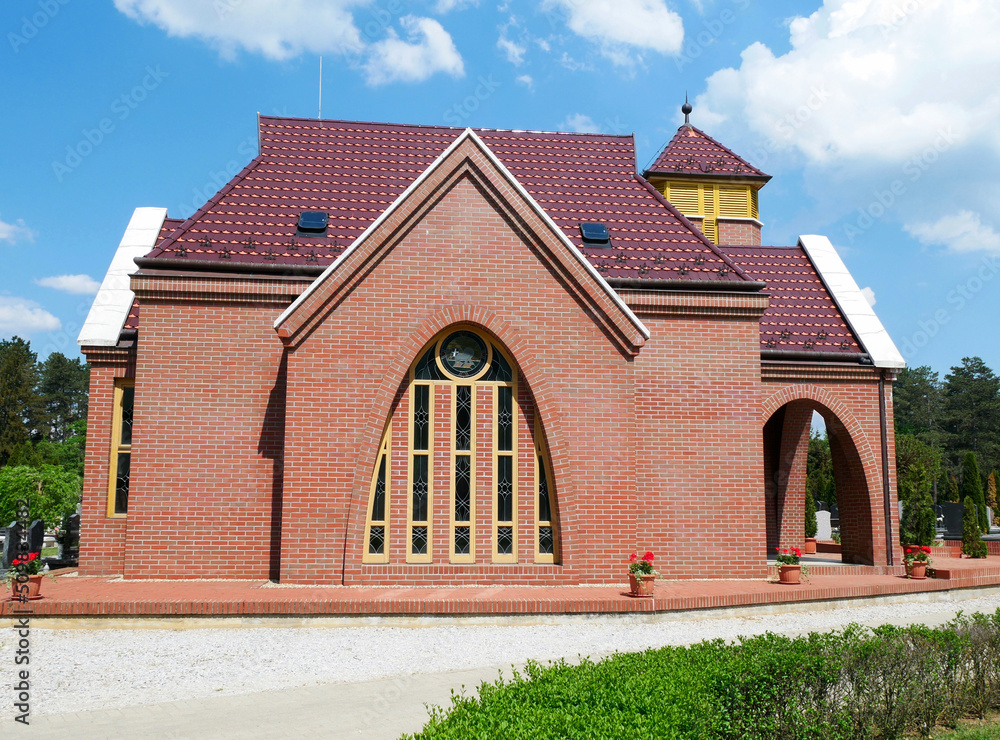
(963, 496, 989, 558)
(805, 489, 818, 539)
(900, 467, 937, 546)
(962, 453, 988, 533)
(405, 612, 1000, 740)
(0, 465, 80, 528)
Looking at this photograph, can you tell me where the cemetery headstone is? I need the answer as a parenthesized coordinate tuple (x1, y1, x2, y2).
(47, 513, 81, 569)
(28, 519, 44, 554)
(815, 510, 832, 541)
(1, 522, 24, 570)
(942, 502, 965, 539)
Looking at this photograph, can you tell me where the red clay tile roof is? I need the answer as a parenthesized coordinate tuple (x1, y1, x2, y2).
(141, 116, 749, 284)
(645, 125, 769, 181)
(717, 245, 863, 356)
(123, 298, 139, 332)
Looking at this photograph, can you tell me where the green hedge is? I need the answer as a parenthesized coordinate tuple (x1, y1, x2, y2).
(405, 611, 1000, 740)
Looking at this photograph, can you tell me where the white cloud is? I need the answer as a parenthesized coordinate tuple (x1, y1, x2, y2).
(860, 286, 877, 307)
(497, 35, 526, 65)
(543, 0, 684, 64)
(0, 297, 60, 334)
(35, 274, 101, 295)
(697, 0, 1000, 165)
(0, 216, 36, 244)
(434, 0, 476, 12)
(516, 74, 534, 89)
(113, 0, 366, 61)
(363, 16, 464, 85)
(561, 114, 602, 134)
(905, 210, 1000, 254)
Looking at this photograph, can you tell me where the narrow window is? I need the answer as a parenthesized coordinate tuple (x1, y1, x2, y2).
(494, 384, 516, 562)
(107, 379, 134, 517)
(363, 430, 390, 564)
(534, 416, 557, 563)
(452, 385, 474, 562)
(408, 383, 432, 561)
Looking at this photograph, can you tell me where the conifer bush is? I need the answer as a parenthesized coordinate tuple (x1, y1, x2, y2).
(805, 489, 818, 539)
(962, 452, 988, 534)
(962, 495, 989, 559)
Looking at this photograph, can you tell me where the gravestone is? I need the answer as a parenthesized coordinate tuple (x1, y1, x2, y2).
(47, 513, 81, 569)
(829, 504, 839, 528)
(1, 522, 24, 570)
(941, 501, 965, 539)
(28, 519, 44, 553)
(815, 510, 832, 541)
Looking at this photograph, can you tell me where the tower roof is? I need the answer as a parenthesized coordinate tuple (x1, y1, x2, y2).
(645, 124, 770, 182)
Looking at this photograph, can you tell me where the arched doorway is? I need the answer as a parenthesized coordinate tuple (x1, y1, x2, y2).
(763, 399, 880, 565)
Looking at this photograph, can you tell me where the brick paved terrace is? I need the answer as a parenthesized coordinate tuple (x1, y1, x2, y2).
(5, 553, 1000, 618)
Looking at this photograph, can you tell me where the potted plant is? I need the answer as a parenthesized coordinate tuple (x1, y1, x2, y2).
(628, 551, 658, 597)
(5, 551, 50, 601)
(903, 545, 932, 579)
(775, 547, 808, 584)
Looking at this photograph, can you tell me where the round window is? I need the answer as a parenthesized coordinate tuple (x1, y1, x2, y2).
(440, 331, 488, 378)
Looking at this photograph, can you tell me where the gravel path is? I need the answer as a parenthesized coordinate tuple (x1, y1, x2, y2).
(6, 592, 1000, 718)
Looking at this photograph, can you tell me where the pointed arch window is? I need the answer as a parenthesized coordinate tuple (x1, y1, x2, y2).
(362, 327, 558, 566)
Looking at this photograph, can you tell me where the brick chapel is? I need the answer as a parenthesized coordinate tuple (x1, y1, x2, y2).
(78, 105, 906, 584)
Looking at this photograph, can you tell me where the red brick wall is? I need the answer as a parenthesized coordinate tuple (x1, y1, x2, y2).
(718, 219, 762, 246)
(78, 347, 135, 576)
(280, 174, 639, 585)
(121, 294, 293, 579)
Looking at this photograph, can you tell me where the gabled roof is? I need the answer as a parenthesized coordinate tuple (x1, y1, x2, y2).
(645, 125, 770, 181)
(138, 116, 747, 284)
(274, 128, 650, 352)
(717, 244, 864, 358)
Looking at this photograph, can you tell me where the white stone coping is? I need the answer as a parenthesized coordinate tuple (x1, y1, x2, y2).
(78, 207, 168, 347)
(798, 234, 905, 369)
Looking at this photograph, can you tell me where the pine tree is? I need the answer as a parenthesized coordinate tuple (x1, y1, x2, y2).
(988, 471, 998, 512)
(961, 452, 988, 533)
(0, 337, 42, 465)
(805, 489, 817, 539)
(962, 496, 988, 558)
(37, 352, 89, 442)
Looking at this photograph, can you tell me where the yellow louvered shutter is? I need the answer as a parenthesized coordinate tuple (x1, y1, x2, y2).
(719, 186, 750, 218)
(750, 188, 759, 219)
(702, 217, 718, 244)
(666, 182, 700, 214)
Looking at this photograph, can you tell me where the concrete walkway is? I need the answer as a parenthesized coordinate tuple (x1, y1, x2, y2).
(8, 588, 1000, 740)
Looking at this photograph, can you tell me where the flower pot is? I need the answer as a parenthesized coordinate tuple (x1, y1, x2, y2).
(10, 574, 43, 601)
(907, 561, 927, 580)
(804, 538, 817, 554)
(629, 573, 656, 598)
(778, 564, 801, 585)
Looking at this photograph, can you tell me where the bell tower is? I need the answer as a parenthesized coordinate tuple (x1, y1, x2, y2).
(644, 97, 770, 245)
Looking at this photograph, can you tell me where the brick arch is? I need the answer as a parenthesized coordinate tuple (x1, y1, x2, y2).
(341, 303, 576, 577)
(761, 384, 886, 566)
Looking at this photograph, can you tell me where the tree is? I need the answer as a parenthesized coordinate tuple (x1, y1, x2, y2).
(896, 433, 943, 504)
(900, 466, 936, 547)
(37, 352, 89, 442)
(807, 432, 836, 508)
(0, 337, 42, 465)
(989, 471, 999, 512)
(0, 465, 80, 527)
(944, 357, 1000, 476)
(894, 366, 944, 447)
(805, 489, 817, 539)
(961, 452, 988, 533)
(962, 495, 988, 558)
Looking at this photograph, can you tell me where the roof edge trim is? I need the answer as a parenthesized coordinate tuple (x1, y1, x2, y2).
(78, 207, 168, 347)
(798, 235, 905, 370)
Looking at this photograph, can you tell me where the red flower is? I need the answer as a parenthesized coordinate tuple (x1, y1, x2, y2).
(775, 547, 781, 552)
(905, 548, 913, 554)
(793, 548, 801, 557)
(642, 552, 654, 562)
(922, 546, 931, 554)
(630, 553, 637, 562)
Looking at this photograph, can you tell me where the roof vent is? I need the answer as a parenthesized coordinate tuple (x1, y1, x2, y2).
(297, 211, 329, 237)
(579, 222, 611, 247)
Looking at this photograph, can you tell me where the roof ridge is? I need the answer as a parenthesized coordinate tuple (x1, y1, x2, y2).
(258, 115, 634, 142)
(645, 124, 769, 180)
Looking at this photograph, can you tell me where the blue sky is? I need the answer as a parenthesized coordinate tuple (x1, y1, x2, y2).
(1, 0, 997, 379)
